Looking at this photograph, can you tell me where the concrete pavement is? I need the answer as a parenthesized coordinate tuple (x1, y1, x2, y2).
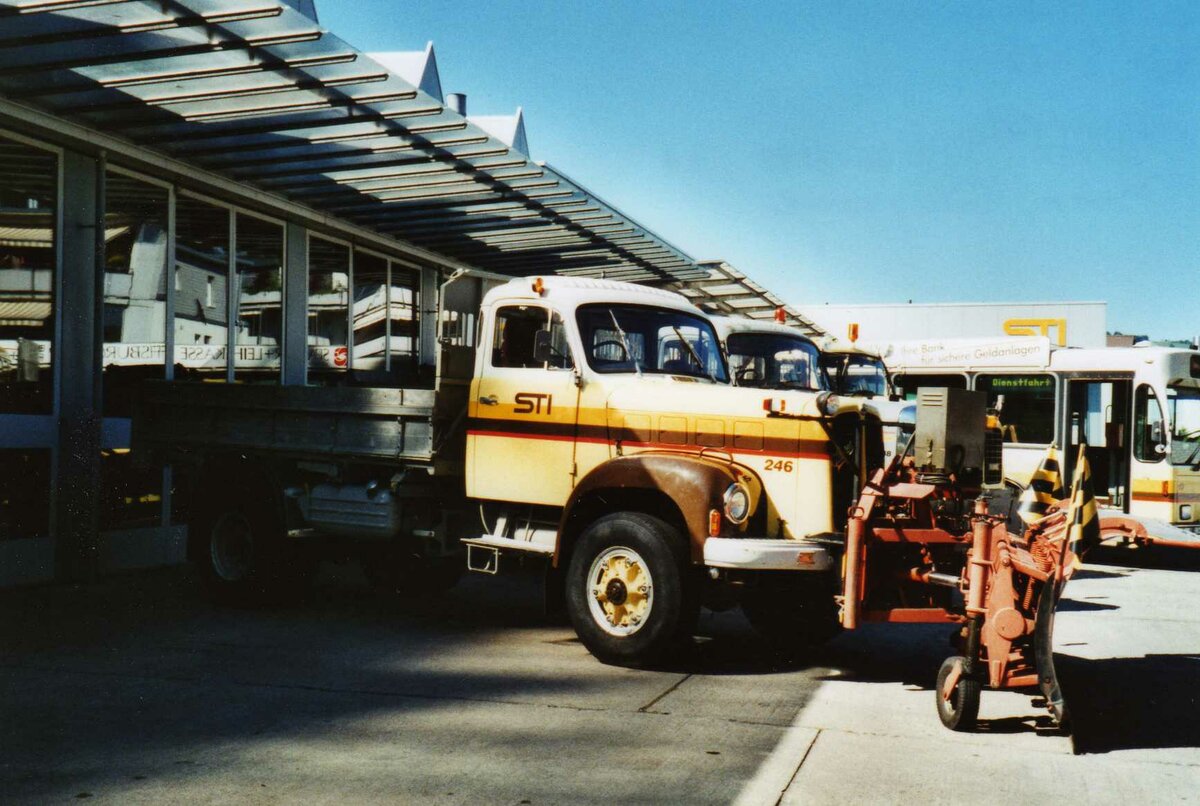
(1, 546, 1197, 804)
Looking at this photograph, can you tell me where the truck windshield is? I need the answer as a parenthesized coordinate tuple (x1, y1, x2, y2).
(820, 353, 890, 397)
(1167, 384, 1200, 467)
(576, 304, 728, 382)
(725, 332, 827, 391)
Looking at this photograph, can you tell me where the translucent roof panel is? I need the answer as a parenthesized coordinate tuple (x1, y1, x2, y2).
(0, 0, 709, 283)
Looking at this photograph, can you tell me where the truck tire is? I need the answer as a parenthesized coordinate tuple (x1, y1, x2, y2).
(191, 492, 291, 605)
(565, 512, 697, 667)
(740, 571, 842, 653)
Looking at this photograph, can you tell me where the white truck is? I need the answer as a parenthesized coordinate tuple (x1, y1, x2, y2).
(136, 274, 885, 665)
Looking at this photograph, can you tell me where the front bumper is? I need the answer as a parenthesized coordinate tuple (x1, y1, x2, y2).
(703, 537, 833, 572)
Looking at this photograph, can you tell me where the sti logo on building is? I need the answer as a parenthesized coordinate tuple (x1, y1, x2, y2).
(1004, 318, 1068, 346)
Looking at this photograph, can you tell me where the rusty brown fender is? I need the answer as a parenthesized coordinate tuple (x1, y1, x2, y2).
(556, 451, 758, 565)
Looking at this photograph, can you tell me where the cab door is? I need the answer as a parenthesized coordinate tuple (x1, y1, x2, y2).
(467, 304, 580, 506)
(1065, 378, 1133, 510)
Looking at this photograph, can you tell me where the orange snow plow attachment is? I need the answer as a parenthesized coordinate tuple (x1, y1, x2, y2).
(840, 471, 1081, 731)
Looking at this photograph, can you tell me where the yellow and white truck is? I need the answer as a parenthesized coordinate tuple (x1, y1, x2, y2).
(136, 274, 883, 665)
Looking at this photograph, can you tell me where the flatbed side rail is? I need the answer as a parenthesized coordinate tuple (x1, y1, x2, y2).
(132, 381, 438, 465)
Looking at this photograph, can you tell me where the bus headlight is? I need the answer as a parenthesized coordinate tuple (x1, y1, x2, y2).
(723, 483, 751, 524)
(1181, 504, 1194, 521)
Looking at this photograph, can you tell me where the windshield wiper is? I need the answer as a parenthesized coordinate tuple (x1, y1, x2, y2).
(608, 308, 641, 377)
(671, 325, 715, 382)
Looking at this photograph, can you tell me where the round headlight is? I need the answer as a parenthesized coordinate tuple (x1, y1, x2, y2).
(723, 483, 751, 524)
(816, 392, 841, 416)
(1181, 504, 1194, 522)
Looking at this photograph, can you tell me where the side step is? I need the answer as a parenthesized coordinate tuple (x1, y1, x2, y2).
(462, 535, 555, 575)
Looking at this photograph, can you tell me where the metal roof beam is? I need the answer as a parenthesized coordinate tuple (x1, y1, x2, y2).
(121, 98, 454, 145)
(330, 186, 579, 215)
(228, 145, 507, 182)
(193, 132, 490, 169)
(0, 6, 317, 79)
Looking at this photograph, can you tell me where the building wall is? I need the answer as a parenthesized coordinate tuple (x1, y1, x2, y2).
(796, 301, 1107, 349)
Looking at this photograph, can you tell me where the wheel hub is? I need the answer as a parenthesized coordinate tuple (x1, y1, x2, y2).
(605, 578, 628, 606)
(587, 547, 653, 636)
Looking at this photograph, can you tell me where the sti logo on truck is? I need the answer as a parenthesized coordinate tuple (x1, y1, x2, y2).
(514, 392, 553, 414)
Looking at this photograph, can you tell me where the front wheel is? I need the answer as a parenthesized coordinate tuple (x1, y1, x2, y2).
(936, 655, 981, 731)
(565, 512, 696, 667)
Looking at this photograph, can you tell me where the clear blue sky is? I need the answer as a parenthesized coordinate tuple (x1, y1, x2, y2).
(321, 1, 1199, 340)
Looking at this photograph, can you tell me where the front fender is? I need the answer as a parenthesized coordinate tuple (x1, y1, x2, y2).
(559, 452, 757, 564)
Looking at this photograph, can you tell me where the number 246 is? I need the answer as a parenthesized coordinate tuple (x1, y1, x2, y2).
(764, 459, 794, 472)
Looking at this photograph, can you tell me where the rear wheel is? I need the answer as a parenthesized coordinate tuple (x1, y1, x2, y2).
(740, 572, 842, 653)
(566, 512, 696, 667)
(936, 655, 981, 731)
(191, 492, 295, 605)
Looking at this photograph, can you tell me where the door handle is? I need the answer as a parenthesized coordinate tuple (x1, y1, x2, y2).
(479, 395, 499, 406)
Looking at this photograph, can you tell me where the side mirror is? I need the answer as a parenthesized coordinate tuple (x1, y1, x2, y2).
(1150, 420, 1164, 444)
(533, 329, 553, 364)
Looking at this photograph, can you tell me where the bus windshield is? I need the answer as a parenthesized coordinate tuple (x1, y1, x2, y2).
(576, 304, 728, 383)
(1168, 384, 1200, 467)
(725, 332, 827, 391)
(821, 353, 890, 397)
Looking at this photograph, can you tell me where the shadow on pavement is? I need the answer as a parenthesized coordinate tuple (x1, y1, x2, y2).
(1055, 598, 1120, 613)
(1069, 568, 1130, 581)
(0, 565, 827, 804)
(1084, 544, 1200, 572)
(1059, 653, 1200, 754)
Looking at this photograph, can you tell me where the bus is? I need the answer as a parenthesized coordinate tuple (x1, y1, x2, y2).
(885, 337, 1200, 535)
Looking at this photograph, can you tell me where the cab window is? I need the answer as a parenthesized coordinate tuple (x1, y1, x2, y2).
(491, 306, 573, 370)
(976, 374, 1056, 444)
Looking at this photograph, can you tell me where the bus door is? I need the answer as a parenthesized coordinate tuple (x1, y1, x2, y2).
(1065, 378, 1133, 510)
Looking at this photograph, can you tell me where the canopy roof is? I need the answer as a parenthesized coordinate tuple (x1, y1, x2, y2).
(665, 261, 826, 337)
(0, 0, 709, 283)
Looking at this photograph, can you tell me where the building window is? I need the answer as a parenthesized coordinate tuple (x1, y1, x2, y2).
(0, 449, 50, 539)
(174, 195, 230, 381)
(307, 236, 349, 385)
(0, 134, 57, 414)
(233, 213, 283, 382)
(100, 448, 161, 530)
(351, 249, 387, 382)
(976, 373, 1056, 445)
(102, 170, 169, 417)
(389, 264, 419, 375)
